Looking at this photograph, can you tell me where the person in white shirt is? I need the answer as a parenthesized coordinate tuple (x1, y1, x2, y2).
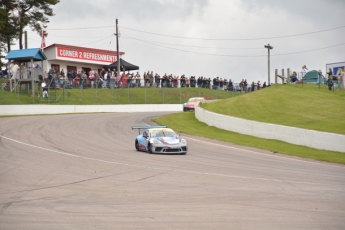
(41, 81, 48, 98)
(301, 65, 308, 78)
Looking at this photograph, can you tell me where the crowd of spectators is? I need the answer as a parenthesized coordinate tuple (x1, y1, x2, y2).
(44, 68, 266, 92)
(1, 64, 267, 92)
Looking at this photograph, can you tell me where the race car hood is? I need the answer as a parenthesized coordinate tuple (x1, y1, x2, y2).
(156, 137, 180, 144)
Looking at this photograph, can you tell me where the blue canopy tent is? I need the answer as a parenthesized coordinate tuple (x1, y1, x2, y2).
(5, 48, 47, 96)
(5, 48, 47, 62)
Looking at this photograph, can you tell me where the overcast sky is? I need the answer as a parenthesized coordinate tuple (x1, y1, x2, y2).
(14, 0, 345, 83)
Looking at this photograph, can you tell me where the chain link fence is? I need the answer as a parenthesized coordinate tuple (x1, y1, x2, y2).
(1, 77, 252, 105)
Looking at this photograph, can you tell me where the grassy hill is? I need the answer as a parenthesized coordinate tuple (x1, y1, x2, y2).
(153, 84, 345, 164)
(201, 84, 345, 135)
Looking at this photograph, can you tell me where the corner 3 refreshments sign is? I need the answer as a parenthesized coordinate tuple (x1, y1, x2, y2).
(57, 48, 117, 63)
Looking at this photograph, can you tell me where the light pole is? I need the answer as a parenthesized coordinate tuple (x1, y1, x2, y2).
(264, 44, 273, 85)
(115, 19, 120, 79)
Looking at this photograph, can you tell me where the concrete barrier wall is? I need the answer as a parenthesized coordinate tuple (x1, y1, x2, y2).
(0, 104, 182, 116)
(195, 106, 345, 153)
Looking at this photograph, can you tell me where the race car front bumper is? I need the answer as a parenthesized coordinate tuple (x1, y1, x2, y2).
(152, 145, 187, 154)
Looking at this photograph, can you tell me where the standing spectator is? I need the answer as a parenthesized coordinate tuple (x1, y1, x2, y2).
(60, 68, 65, 79)
(251, 81, 255, 92)
(257, 81, 261, 90)
(173, 75, 179, 88)
(223, 78, 228, 90)
(161, 73, 167, 88)
(149, 70, 154, 87)
(219, 78, 224, 90)
(190, 76, 196, 87)
(185, 76, 190, 87)
(81, 71, 87, 88)
(154, 73, 160, 88)
(327, 76, 333, 91)
(41, 80, 48, 98)
(109, 71, 115, 89)
(89, 68, 95, 88)
(228, 79, 233, 91)
(103, 70, 108, 82)
(263, 82, 267, 88)
(100, 68, 105, 79)
(197, 77, 201, 87)
(121, 71, 126, 87)
(168, 74, 173, 87)
(121, 72, 127, 88)
(206, 78, 211, 89)
(143, 72, 148, 88)
(239, 79, 244, 92)
(180, 74, 185, 87)
(340, 67, 345, 89)
(108, 68, 112, 78)
(244, 79, 248, 92)
(201, 76, 206, 88)
(301, 65, 308, 78)
(326, 68, 333, 80)
(216, 77, 220, 90)
(72, 70, 77, 80)
(67, 70, 73, 84)
(135, 72, 141, 88)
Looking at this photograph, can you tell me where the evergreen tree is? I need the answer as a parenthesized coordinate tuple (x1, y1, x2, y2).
(16, 0, 60, 49)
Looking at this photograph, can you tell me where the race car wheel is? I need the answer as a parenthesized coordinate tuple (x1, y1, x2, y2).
(135, 139, 139, 151)
(148, 143, 153, 154)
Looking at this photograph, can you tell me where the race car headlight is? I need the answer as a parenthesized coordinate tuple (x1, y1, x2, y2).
(150, 139, 162, 144)
(180, 138, 187, 143)
(183, 103, 187, 106)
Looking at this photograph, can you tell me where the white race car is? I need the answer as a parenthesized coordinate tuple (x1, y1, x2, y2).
(133, 126, 188, 154)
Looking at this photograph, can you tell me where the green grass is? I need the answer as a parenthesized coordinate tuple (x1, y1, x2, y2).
(201, 84, 345, 135)
(153, 112, 345, 164)
(0, 79, 239, 105)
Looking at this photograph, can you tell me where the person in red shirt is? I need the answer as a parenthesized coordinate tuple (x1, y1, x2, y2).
(121, 72, 127, 88)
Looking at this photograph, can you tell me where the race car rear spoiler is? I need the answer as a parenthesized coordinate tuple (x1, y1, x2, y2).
(132, 126, 167, 134)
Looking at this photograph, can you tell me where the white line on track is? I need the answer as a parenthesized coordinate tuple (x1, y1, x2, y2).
(0, 134, 319, 184)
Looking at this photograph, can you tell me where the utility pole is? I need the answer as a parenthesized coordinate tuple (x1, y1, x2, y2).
(264, 44, 273, 85)
(115, 19, 121, 78)
(24, 31, 28, 49)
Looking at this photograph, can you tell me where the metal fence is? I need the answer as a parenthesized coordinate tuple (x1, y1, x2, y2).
(1, 77, 251, 105)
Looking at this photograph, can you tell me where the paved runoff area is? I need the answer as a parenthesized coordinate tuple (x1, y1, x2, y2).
(0, 112, 344, 230)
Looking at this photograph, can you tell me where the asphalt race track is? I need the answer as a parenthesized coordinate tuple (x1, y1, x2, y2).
(0, 112, 344, 230)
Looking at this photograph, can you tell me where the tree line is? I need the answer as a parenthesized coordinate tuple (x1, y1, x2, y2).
(0, 0, 60, 67)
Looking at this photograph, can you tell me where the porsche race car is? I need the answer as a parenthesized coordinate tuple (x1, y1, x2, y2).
(183, 97, 205, 111)
(132, 126, 188, 154)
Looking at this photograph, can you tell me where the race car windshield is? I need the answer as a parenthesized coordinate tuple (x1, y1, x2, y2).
(151, 130, 176, 137)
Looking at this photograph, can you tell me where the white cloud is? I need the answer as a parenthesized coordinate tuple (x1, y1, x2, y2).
(10, 0, 345, 83)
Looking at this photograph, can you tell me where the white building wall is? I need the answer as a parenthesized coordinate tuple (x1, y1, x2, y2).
(42, 46, 124, 74)
(44, 60, 106, 74)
